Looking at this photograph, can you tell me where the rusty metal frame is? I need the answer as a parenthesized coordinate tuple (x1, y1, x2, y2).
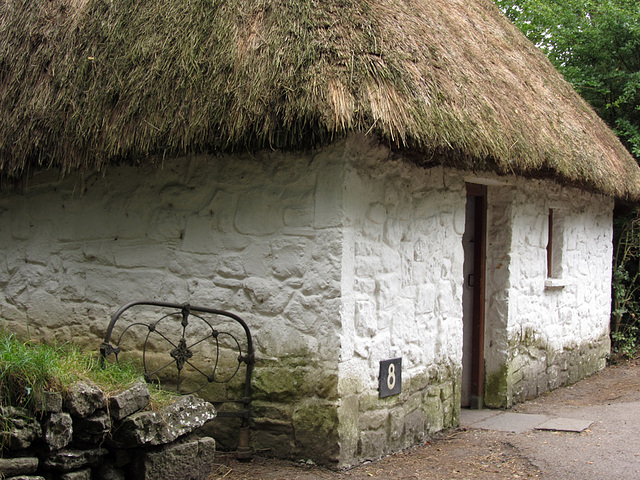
(99, 300, 254, 459)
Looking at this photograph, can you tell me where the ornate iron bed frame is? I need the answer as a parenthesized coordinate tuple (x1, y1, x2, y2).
(99, 300, 254, 459)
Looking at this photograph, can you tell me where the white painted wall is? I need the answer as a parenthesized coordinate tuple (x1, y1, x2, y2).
(336, 142, 467, 461)
(339, 149, 466, 394)
(507, 182, 613, 347)
(0, 134, 615, 463)
(484, 179, 613, 405)
(0, 149, 345, 364)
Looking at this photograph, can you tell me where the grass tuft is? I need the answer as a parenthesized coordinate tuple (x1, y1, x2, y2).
(0, 331, 174, 412)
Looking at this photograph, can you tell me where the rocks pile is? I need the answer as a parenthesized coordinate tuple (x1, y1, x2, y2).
(0, 381, 217, 480)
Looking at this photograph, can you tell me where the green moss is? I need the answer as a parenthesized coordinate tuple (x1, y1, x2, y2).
(252, 367, 308, 402)
(252, 356, 338, 402)
(315, 371, 339, 400)
(484, 363, 509, 408)
(422, 395, 444, 433)
(293, 399, 340, 464)
(337, 395, 360, 462)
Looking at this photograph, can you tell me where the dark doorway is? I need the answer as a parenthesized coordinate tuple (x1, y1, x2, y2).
(461, 184, 487, 409)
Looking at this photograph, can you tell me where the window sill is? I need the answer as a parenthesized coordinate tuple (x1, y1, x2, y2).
(545, 278, 568, 290)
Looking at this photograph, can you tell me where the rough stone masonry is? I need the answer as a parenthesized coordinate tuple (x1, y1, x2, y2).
(0, 381, 217, 480)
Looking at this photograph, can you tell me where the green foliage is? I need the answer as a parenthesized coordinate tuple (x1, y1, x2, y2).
(611, 327, 638, 359)
(611, 210, 640, 358)
(1, 333, 75, 408)
(0, 331, 148, 411)
(495, 0, 640, 161)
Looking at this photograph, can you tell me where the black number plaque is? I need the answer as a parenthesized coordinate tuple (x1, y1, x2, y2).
(379, 358, 402, 398)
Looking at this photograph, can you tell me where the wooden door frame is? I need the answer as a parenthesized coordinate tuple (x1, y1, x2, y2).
(466, 183, 487, 409)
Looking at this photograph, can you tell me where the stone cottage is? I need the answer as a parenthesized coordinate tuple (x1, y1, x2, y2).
(1, 0, 639, 467)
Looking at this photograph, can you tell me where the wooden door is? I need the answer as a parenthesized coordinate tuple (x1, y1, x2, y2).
(461, 183, 486, 409)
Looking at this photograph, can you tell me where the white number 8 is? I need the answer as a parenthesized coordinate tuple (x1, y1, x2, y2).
(387, 363, 396, 390)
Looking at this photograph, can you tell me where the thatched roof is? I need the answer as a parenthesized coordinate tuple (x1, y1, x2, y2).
(1, 0, 639, 200)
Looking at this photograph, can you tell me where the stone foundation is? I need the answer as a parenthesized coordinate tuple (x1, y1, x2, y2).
(485, 333, 610, 408)
(350, 364, 460, 462)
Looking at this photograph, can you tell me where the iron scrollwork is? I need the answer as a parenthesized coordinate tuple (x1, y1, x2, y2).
(99, 301, 254, 459)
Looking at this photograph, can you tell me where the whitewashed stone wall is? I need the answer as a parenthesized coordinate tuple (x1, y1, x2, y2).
(0, 150, 343, 364)
(0, 142, 352, 463)
(484, 180, 613, 407)
(0, 135, 468, 466)
(0, 133, 615, 466)
(336, 146, 466, 463)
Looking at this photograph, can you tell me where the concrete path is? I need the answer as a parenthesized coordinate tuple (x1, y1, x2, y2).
(461, 401, 640, 479)
(461, 409, 593, 434)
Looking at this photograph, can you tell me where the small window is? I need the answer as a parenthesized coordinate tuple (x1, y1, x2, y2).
(546, 208, 565, 279)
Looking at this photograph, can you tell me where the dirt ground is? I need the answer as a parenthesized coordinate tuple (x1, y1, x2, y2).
(209, 361, 640, 480)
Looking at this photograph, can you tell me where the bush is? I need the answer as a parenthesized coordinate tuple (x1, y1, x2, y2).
(611, 209, 640, 360)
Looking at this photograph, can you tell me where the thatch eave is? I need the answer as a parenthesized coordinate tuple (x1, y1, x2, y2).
(1, 0, 639, 202)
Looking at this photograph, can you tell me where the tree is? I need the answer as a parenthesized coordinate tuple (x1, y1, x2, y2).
(496, 0, 640, 159)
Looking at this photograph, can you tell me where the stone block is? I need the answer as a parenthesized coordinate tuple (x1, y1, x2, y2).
(235, 191, 284, 235)
(73, 412, 111, 446)
(442, 396, 455, 428)
(5, 476, 46, 480)
(404, 409, 426, 445)
(425, 384, 441, 398)
(43, 412, 73, 451)
(315, 371, 339, 400)
(546, 364, 562, 390)
(292, 400, 339, 465)
(247, 402, 292, 424)
(43, 448, 108, 472)
(112, 395, 216, 447)
(36, 391, 63, 413)
(0, 457, 38, 476)
(387, 409, 404, 449)
(252, 367, 307, 402)
(250, 429, 295, 458)
(64, 382, 107, 418)
(439, 382, 454, 402)
(359, 410, 388, 431)
(357, 431, 386, 461)
(95, 463, 127, 480)
(59, 468, 92, 480)
(0, 406, 42, 450)
(132, 436, 216, 480)
(109, 381, 150, 421)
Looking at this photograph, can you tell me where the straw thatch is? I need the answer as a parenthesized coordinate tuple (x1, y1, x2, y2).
(1, 0, 639, 200)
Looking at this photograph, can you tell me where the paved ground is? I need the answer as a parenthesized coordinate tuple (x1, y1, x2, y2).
(504, 365, 640, 480)
(211, 361, 640, 479)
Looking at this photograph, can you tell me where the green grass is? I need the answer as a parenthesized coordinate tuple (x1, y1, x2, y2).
(0, 331, 175, 411)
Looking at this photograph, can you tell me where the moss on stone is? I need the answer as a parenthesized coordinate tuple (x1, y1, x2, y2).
(484, 363, 509, 408)
(421, 394, 443, 433)
(252, 366, 308, 401)
(337, 394, 360, 463)
(252, 356, 338, 402)
(293, 399, 340, 464)
(316, 371, 339, 400)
